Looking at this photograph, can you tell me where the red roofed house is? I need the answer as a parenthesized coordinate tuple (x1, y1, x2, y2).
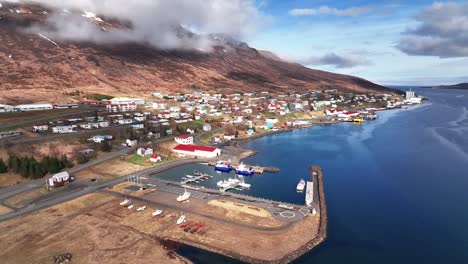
(175, 134, 193, 144)
(172, 144, 221, 158)
(338, 111, 359, 118)
(150, 154, 162, 163)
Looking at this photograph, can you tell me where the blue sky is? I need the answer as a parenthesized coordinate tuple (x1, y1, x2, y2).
(247, 0, 468, 86)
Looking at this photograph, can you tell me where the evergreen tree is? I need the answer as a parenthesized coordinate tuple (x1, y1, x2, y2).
(0, 158, 7, 173)
(100, 141, 112, 152)
(76, 153, 89, 164)
(19, 157, 30, 178)
(60, 154, 73, 168)
(8, 153, 20, 173)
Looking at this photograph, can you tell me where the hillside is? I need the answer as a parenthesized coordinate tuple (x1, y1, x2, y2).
(432, 83, 468, 90)
(0, 2, 395, 104)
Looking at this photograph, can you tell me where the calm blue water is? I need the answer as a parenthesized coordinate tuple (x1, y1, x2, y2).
(155, 87, 468, 263)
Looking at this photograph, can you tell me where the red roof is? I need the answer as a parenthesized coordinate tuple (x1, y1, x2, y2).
(173, 144, 217, 153)
(150, 154, 160, 158)
(176, 134, 192, 139)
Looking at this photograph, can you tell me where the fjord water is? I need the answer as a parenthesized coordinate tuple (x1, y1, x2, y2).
(161, 87, 468, 263)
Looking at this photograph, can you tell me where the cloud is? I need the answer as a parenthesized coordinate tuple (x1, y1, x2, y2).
(18, 0, 268, 51)
(397, 2, 468, 58)
(297, 53, 371, 68)
(289, 6, 375, 17)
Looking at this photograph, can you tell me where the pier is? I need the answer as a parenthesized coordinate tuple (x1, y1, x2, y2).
(180, 174, 211, 184)
(207, 161, 279, 174)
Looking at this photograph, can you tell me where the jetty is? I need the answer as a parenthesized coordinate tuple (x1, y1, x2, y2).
(181, 174, 212, 184)
(305, 181, 313, 206)
(207, 161, 279, 174)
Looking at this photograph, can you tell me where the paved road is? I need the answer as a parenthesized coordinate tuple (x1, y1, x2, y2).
(0, 158, 202, 222)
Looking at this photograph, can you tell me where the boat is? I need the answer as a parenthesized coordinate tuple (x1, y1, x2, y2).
(127, 204, 134, 209)
(217, 175, 250, 191)
(152, 209, 163, 216)
(236, 163, 254, 176)
(120, 198, 130, 206)
(137, 206, 146, 212)
(193, 170, 202, 176)
(177, 213, 186, 225)
(176, 188, 191, 202)
(296, 179, 305, 192)
(214, 160, 232, 172)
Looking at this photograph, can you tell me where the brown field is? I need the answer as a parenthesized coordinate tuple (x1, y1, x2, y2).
(74, 157, 150, 181)
(201, 199, 284, 228)
(0, 205, 13, 216)
(108, 182, 156, 197)
(0, 173, 32, 187)
(0, 193, 187, 264)
(4, 187, 49, 209)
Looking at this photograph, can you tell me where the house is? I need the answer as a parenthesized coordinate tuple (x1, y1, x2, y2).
(223, 134, 236, 141)
(80, 123, 99, 129)
(265, 118, 279, 125)
(14, 103, 53, 112)
(110, 97, 145, 105)
(52, 126, 76, 134)
(117, 119, 133, 125)
(48, 171, 70, 187)
(99, 121, 110, 128)
(89, 135, 113, 143)
(125, 139, 137, 147)
(137, 147, 153, 157)
(33, 124, 48, 133)
(147, 132, 161, 139)
(149, 154, 162, 163)
(175, 134, 193, 144)
(152, 102, 167, 110)
(338, 111, 360, 118)
(172, 144, 221, 158)
(0, 131, 21, 139)
(186, 128, 195, 134)
(246, 128, 255, 135)
(203, 124, 212, 132)
(132, 122, 144, 129)
(0, 104, 14, 113)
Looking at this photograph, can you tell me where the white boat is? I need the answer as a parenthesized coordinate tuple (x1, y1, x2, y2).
(176, 188, 191, 202)
(176, 213, 186, 225)
(296, 179, 305, 192)
(137, 206, 146, 212)
(120, 198, 130, 206)
(127, 204, 134, 210)
(152, 209, 163, 216)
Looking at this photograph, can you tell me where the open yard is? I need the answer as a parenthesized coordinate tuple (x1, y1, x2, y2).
(4, 187, 49, 209)
(0, 173, 32, 187)
(74, 157, 150, 181)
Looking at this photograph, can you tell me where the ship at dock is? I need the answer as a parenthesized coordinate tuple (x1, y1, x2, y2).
(214, 160, 232, 172)
(296, 179, 305, 192)
(217, 175, 251, 192)
(235, 163, 255, 176)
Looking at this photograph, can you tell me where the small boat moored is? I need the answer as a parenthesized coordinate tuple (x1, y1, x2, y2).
(296, 179, 305, 192)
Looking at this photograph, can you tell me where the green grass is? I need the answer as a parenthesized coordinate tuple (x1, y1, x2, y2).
(126, 154, 149, 165)
(198, 132, 214, 144)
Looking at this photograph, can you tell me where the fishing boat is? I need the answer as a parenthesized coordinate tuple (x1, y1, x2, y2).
(236, 163, 254, 176)
(214, 160, 232, 172)
(152, 209, 163, 216)
(296, 179, 305, 192)
(127, 204, 134, 210)
(176, 188, 191, 202)
(136, 206, 146, 212)
(177, 213, 186, 225)
(120, 198, 130, 206)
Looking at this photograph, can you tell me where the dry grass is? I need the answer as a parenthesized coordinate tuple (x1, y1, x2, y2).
(108, 182, 155, 197)
(0, 205, 13, 216)
(49, 193, 114, 216)
(75, 157, 149, 181)
(4, 187, 49, 209)
(208, 199, 271, 218)
(0, 173, 31, 187)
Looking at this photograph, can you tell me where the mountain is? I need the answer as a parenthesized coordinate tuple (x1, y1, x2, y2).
(431, 83, 468, 90)
(0, 2, 397, 104)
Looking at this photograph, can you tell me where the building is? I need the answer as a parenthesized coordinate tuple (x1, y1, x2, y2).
(223, 134, 236, 141)
(202, 123, 212, 132)
(110, 97, 145, 105)
(150, 154, 162, 163)
(14, 103, 53, 111)
(0, 104, 14, 113)
(48, 171, 70, 187)
(52, 126, 76, 134)
(89, 135, 113, 143)
(0, 131, 21, 139)
(125, 139, 137, 147)
(175, 134, 193, 144)
(137, 147, 153, 157)
(172, 144, 221, 158)
(33, 124, 48, 133)
(152, 102, 167, 110)
(106, 103, 137, 112)
(406, 90, 416, 100)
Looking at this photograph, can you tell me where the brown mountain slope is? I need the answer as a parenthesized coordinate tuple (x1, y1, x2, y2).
(0, 3, 395, 104)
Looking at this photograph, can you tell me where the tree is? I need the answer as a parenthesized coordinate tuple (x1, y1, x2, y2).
(7, 153, 20, 173)
(0, 158, 7, 173)
(76, 153, 89, 164)
(100, 141, 112, 152)
(60, 154, 73, 168)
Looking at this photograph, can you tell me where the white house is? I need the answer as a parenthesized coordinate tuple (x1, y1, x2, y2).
(337, 111, 359, 118)
(202, 123, 212, 132)
(223, 134, 236, 141)
(110, 97, 145, 105)
(137, 147, 153, 157)
(150, 154, 162, 163)
(33, 124, 48, 132)
(14, 103, 53, 112)
(117, 119, 133, 125)
(172, 144, 221, 158)
(0, 104, 14, 113)
(52, 126, 76, 134)
(265, 118, 278, 124)
(89, 135, 112, 143)
(107, 103, 137, 112)
(99, 121, 110, 128)
(152, 102, 167, 110)
(175, 134, 193, 144)
(132, 122, 144, 129)
(125, 139, 137, 147)
(48, 171, 70, 187)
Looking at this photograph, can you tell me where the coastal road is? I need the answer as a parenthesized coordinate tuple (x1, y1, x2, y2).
(0, 158, 203, 222)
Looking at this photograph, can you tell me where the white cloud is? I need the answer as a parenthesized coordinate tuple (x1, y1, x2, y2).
(289, 5, 375, 17)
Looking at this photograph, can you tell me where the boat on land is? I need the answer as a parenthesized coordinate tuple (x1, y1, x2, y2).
(127, 204, 134, 210)
(120, 198, 130, 206)
(177, 188, 191, 202)
(137, 206, 146, 212)
(152, 209, 163, 216)
(177, 213, 186, 225)
(296, 179, 306, 192)
(236, 163, 255, 176)
(214, 160, 232, 172)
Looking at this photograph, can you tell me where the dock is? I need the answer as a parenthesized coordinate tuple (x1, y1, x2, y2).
(207, 162, 279, 174)
(181, 174, 211, 184)
(305, 181, 313, 206)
